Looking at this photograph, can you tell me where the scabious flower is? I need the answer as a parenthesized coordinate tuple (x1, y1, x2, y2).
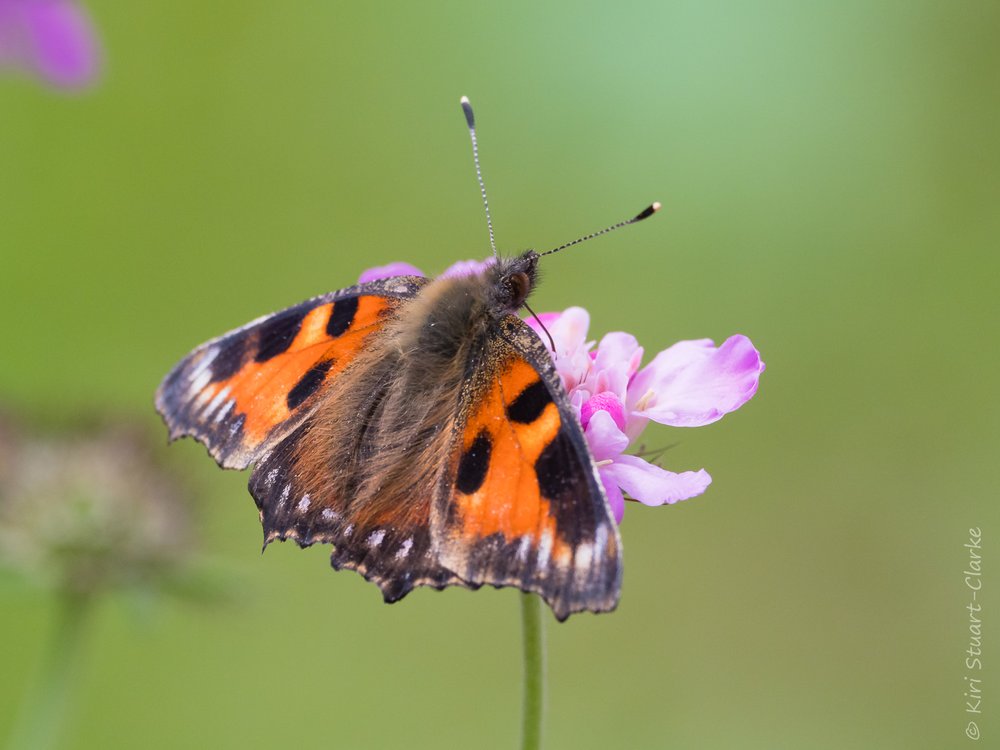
(360, 261, 764, 522)
(0, 0, 101, 89)
(0, 417, 194, 597)
(0, 415, 205, 750)
(358, 262, 425, 283)
(524, 308, 763, 521)
(358, 259, 491, 283)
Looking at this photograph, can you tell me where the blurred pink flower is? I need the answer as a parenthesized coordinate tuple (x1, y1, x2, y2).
(358, 262, 425, 283)
(0, 0, 101, 89)
(359, 262, 765, 523)
(438, 258, 493, 279)
(358, 259, 490, 284)
(0, 417, 194, 596)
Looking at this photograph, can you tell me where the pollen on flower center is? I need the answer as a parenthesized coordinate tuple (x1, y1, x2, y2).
(594, 459, 613, 468)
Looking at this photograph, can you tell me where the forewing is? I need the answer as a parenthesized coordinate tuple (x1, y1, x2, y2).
(434, 316, 622, 620)
(155, 276, 426, 469)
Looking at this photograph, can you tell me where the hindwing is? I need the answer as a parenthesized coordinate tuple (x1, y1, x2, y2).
(433, 316, 622, 620)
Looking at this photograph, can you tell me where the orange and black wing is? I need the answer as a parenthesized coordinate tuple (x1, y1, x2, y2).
(155, 276, 426, 469)
(433, 316, 622, 620)
(247, 415, 466, 601)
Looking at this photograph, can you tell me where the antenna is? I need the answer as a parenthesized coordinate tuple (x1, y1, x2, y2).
(460, 96, 498, 258)
(539, 202, 661, 257)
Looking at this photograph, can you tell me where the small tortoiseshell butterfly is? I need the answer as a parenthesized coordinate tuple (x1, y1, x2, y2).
(156, 98, 658, 620)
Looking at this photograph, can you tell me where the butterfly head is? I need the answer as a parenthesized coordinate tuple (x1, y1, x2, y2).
(486, 250, 539, 315)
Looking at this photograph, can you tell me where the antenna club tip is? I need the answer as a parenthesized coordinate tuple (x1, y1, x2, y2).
(460, 96, 475, 128)
(634, 202, 662, 222)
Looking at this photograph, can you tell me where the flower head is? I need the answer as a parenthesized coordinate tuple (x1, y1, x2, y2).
(525, 308, 764, 521)
(0, 0, 101, 89)
(358, 258, 491, 284)
(0, 417, 194, 597)
(359, 261, 764, 522)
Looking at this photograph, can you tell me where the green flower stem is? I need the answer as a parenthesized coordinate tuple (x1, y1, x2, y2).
(520, 592, 546, 750)
(6, 591, 92, 750)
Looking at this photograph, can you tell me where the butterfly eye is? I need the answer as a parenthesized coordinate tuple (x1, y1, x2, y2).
(509, 272, 530, 307)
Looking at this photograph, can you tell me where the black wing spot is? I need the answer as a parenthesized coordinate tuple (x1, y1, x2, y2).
(255, 307, 308, 362)
(327, 297, 359, 337)
(209, 335, 247, 382)
(535, 426, 597, 546)
(535, 427, 574, 501)
(456, 429, 492, 495)
(286, 359, 334, 410)
(506, 380, 552, 424)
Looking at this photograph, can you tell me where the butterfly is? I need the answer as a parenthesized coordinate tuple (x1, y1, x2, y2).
(155, 97, 658, 620)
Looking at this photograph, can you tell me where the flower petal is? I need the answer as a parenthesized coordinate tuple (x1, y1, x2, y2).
(630, 334, 764, 427)
(583, 409, 628, 462)
(523, 311, 561, 347)
(21, 0, 101, 88)
(440, 258, 492, 278)
(599, 469, 625, 523)
(603, 454, 712, 506)
(594, 332, 642, 377)
(577, 332, 640, 403)
(547, 306, 590, 355)
(358, 262, 424, 283)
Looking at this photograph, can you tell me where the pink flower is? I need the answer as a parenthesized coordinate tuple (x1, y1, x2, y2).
(358, 262, 425, 283)
(525, 308, 764, 522)
(0, 0, 101, 89)
(358, 259, 490, 284)
(359, 263, 765, 523)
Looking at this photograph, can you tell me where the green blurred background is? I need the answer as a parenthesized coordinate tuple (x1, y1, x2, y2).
(2, 1, 998, 748)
